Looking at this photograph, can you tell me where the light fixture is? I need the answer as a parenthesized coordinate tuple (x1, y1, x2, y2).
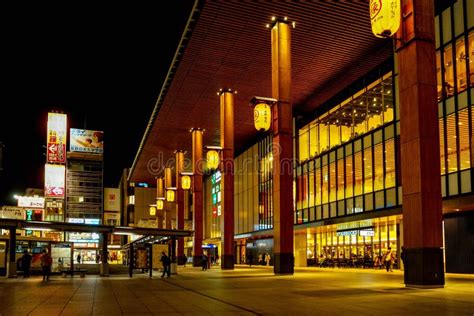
(166, 189, 176, 202)
(250, 96, 277, 132)
(149, 206, 156, 216)
(369, 0, 401, 38)
(156, 199, 164, 210)
(181, 175, 191, 190)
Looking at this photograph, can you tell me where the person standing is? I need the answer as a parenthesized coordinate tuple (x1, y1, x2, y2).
(400, 246, 406, 270)
(384, 247, 394, 272)
(202, 254, 208, 271)
(265, 253, 271, 266)
(183, 254, 187, 267)
(247, 253, 253, 267)
(21, 250, 32, 278)
(77, 253, 81, 264)
(40, 249, 52, 281)
(160, 251, 171, 278)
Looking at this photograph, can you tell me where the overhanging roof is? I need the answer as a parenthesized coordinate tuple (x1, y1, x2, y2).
(130, 0, 392, 183)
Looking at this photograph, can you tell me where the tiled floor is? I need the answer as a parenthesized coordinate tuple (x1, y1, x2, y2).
(0, 266, 473, 315)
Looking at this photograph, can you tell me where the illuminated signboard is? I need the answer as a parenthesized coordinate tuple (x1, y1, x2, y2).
(70, 128, 104, 154)
(47, 113, 67, 163)
(17, 196, 45, 208)
(67, 218, 100, 225)
(336, 227, 375, 237)
(45, 164, 65, 198)
(67, 232, 100, 243)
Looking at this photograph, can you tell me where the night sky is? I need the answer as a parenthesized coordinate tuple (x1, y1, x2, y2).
(1, 1, 195, 205)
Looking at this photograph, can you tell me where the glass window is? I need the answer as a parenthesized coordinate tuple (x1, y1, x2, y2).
(439, 119, 446, 175)
(322, 164, 329, 204)
(458, 108, 470, 170)
(469, 32, 474, 87)
(337, 158, 345, 200)
(320, 123, 329, 152)
(329, 161, 336, 202)
(374, 143, 384, 191)
(299, 126, 309, 161)
(444, 44, 455, 98)
(442, 8, 452, 45)
(456, 38, 468, 93)
(436, 51, 443, 101)
(315, 168, 322, 205)
(363, 147, 373, 193)
(309, 170, 315, 207)
(446, 114, 458, 173)
(330, 123, 340, 148)
(385, 139, 396, 188)
(345, 156, 353, 198)
(310, 123, 319, 157)
(471, 106, 474, 167)
(354, 151, 363, 196)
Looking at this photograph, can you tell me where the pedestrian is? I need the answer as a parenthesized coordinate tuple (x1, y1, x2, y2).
(21, 250, 32, 278)
(160, 251, 171, 278)
(202, 254, 208, 271)
(40, 249, 52, 281)
(384, 247, 394, 272)
(77, 253, 81, 264)
(400, 246, 406, 269)
(183, 254, 187, 267)
(265, 253, 271, 266)
(247, 253, 253, 267)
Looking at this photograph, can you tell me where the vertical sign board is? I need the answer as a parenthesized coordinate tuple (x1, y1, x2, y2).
(45, 164, 65, 198)
(47, 113, 67, 163)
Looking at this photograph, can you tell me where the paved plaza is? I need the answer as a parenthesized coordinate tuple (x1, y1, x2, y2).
(0, 266, 473, 315)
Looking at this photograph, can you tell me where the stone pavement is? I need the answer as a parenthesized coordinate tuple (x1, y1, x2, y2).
(0, 265, 473, 315)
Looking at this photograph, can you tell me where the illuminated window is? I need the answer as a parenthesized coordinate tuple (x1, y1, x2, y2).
(322, 164, 329, 204)
(345, 156, 353, 198)
(363, 147, 373, 193)
(436, 51, 443, 100)
(354, 151, 363, 196)
(458, 108, 470, 170)
(337, 158, 345, 200)
(444, 44, 455, 97)
(374, 143, 384, 191)
(309, 123, 319, 157)
(469, 32, 474, 87)
(299, 126, 309, 161)
(309, 170, 315, 208)
(446, 114, 458, 173)
(455, 38, 468, 92)
(329, 123, 340, 148)
(315, 167, 322, 205)
(329, 161, 336, 202)
(439, 119, 446, 175)
(385, 139, 396, 188)
(320, 123, 329, 152)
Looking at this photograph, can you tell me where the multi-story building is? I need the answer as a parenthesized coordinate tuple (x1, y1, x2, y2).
(127, 1, 474, 278)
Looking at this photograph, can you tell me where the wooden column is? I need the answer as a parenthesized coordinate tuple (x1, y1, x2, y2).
(396, 0, 444, 287)
(219, 89, 235, 270)
(271, 19, 294, 275)
(164, 167, 173, 229)
(191, 128, 204, 267)
(175, 150, 186, 265)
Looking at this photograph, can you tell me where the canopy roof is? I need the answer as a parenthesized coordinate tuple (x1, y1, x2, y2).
(130, 0, 392, 183)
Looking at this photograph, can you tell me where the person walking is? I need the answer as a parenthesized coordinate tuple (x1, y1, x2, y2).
(77, 253, 81, 264)
(400, 246, 406, 270)
(21, 250, 32, 278)
(265, 253, 271, 267)
(202, 254, 208, 271)
(183, 254, 187, 267)
(384, 247, 394, 272)
(40, 249, 52, 281)
(160, 251, 171, 278)
(247, 253, 253, 267)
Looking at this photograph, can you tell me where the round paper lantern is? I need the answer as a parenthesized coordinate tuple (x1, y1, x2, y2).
(369, 0, 401, 38)
(254, 103, 271, 132)
(207, 150, 220, 170)
(181, 175, 191, 190)
(166, 190, 175, 202)
(149, 206, 156, 216)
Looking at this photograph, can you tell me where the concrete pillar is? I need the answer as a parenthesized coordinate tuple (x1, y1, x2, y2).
(170, 237, 177, 274)
(191, 128, 204, 267)
(100, 232, 109, 276)
(271, 19, 294, 275)
(175, 150, 186, 265)
(219, 89, 235, 270)
(294, 233, 307, 267)
(396, 0, 444, 288)
(8, 228, 17, 278)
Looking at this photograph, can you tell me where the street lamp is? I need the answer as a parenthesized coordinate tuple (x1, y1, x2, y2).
(205, 146, 222, 170)
(250, 96, 278, 132)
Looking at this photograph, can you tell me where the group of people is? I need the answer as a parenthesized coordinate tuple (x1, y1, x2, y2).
(20, 249, 52, 281)
(245, 252, 271, 267)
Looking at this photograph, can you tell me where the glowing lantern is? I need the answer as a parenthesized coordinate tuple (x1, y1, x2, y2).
(149, 206, 156, 216)
(254, 103, 272, 132)
(207, 150, 220, 170)
(156, 199, 164, 210)
(166, 190, 175, 202)
(181, 175, 191, 190)
(369, 0, 401, 38)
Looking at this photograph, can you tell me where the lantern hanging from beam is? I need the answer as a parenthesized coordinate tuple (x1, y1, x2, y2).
(206, 150, 220, 170)
(181, 175, 191, 190)
(156, 199, 164, 210)
(149, 206, 156, 216)
(369, 0, 401, 38)
(166, 190, 175, 202)
(254, 103, 271, 132)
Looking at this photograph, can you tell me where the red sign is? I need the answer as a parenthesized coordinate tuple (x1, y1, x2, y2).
(45, 164, 65, 198)
(47, 113, 67, 163)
